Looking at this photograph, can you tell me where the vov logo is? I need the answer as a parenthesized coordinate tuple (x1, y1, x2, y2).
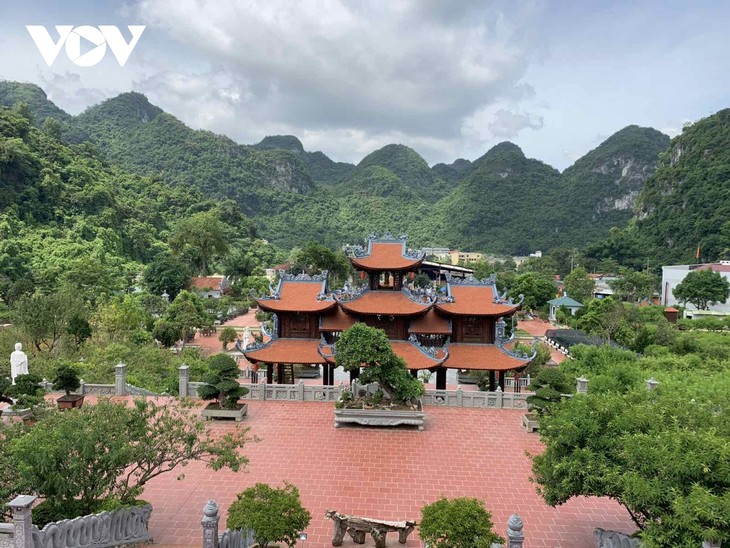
(26, 25, 145, 67)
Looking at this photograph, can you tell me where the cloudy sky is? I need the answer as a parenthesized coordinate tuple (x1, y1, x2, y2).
(2, 0, 729, 169)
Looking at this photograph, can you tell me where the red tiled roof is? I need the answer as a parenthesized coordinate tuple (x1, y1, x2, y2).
(190, 276, 224, 290)
(696, 263, 730, 273)
(338, 291, 432, 316)
(390, 340, 447, 370)
(409, 309, 451, 334)
(435, 285, 520, 317)
(444, 343, 530, 371)
(350, 241, 424, 271)
(320, 307, 358, 331)
(244, 338, 327, 365)
(256, 281, 337, 313)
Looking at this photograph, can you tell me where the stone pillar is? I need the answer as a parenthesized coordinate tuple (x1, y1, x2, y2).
(495, 386, 503, 408)
(506, 514, 524, 548)
(259, 378, 266, 400)
(115, 362, 127, 396)
(79, 378, 85, 396)
(8, 495, 37, 548)
(201, 500, 220, 548)
(576, 376, 589, 395)
(646, 378, 660, 391)
(179, 364, 190, 398)
(456, 387, 463, 406)
(298, 380, 305, 401)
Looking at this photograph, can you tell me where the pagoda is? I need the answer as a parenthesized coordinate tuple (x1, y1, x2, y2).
(243, 233, 534, 390)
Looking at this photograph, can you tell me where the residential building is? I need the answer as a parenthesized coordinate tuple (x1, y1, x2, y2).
(661, 261, 730, 315)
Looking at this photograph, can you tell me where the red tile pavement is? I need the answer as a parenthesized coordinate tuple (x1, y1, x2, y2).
(518, 318, 566, 365)
(143, 401, 635, 547)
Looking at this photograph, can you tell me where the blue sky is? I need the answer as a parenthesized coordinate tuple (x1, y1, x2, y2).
(2, 0, 729, 169)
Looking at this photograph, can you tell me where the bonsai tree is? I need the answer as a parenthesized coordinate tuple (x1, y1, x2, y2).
(335, 323, 424, 404)
(52, 365, 81, 396)
(198, 354, 248, 409)
(227, 482, 311, 548)
(420, 497, 504, 548)
(6, 373, 45, 409)
(219, 326, 238, 350)
(526, 368, 573, 416)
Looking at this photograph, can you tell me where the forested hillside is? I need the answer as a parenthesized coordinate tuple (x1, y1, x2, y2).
(0, 81, 676, 255)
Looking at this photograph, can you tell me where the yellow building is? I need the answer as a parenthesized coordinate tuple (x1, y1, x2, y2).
(449, 250, 485, 265)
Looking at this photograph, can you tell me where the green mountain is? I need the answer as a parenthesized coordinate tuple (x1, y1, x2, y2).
(633, 109, 730, 263)
(0, 81, 675, 255)
(558, 126, 670, 245)
(252, 134, 355, 184)
(438, 142, 563, 254)
(0, 105, 206, 295)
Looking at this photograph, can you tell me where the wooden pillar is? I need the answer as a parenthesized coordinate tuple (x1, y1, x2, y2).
(369, 273, 378, 290)
(436, 368, 447, 390)
(277, 363, 285, 384)
(489, 371, 496, 392)
(289, 364, 295, 384)
(349, 368, 360, 382)
(329, 364, 336, 386)
(266, 363, 273, 384)
(498, 371, 506, 391)
(514, 371, 520, 394)
(322, 363, 330, 385)
(394, 272, 402, 290)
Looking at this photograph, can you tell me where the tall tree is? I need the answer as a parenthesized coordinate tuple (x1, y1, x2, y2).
(169, 211, 228, 275)
(143, 252, 190, 300)
(673, 269, 730, 310)
(563, 266, 595, 303)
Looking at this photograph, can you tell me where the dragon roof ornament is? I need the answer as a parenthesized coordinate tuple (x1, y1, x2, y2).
(497, 336, 538, 362)
(333, 284, 369, 303)
(243, 314, 279, 353)
(347, 233, 423, 261)
(250, 270, 331, 302)
(401, 286, 437, 305)
(407, 334, 449, 361)
(445, 272, 497, 286)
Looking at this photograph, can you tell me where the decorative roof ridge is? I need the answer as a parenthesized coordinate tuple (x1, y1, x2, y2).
(332, 283, 369, 303)
(406, 334, 448, 362)
(496, 336, 538, 362)
(444, 272, 524, 306)
(250, 269, 332, 302)
(317, 335, 336, 361)
(401, 286, 437, 305)
(347, 232, 424, 261)
(242, 315, 279, 353)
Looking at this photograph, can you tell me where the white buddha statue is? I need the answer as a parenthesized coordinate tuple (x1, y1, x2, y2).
(10, 342, 29, 384)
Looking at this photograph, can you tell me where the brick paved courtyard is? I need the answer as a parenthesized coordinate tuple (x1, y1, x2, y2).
(144, 401, 635, 547)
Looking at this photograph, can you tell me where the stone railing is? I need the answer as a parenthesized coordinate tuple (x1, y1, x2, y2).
(188, 379, 344, 402)
(594, 528, 722, 548)
(0, 496, 152, 548)
(423, 387, 528, 409)
(38, 363, 159, 398)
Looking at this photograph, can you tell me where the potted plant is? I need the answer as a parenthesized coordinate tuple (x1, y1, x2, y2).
(4, 373, 45, 418)
(523, 368, 573, 432)
(53, 365, 84, 409)
(334, 324, 426, 430)
(198, 354, 249, 421)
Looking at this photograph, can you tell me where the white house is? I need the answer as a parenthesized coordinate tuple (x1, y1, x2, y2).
(661, 261, 730, 316)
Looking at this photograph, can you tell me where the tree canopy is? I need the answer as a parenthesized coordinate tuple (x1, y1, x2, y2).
(673, 269, 730, 310)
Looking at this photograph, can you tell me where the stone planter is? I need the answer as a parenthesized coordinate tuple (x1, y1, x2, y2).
(522, 413, 539, 433)
(57, 394, 85, 410)
(2, 407, 32, 419)
(334, 400, 425, 431)
(201, 403, 247, 422)
(457, 370, 478, 384)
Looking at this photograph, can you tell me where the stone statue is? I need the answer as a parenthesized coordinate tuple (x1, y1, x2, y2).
(10, 342, 28, 385)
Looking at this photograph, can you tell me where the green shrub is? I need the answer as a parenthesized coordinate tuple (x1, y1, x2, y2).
(419, 497, 504, 548)
(227, 483, 311, 548)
